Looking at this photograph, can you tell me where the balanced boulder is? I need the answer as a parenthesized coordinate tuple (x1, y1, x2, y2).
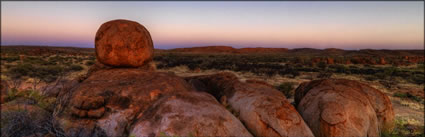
(294, 79, 394, 137)
(56, 19, 253, 137)
(95, 19, 153, 67)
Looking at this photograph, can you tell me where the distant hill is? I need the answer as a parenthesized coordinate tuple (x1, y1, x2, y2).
(163, 46, 424, 57)
(169, 46, 237, 53)
(1, 45, 423, 57)
(1, 45, 95, 56)
(168, 45, 289, 54)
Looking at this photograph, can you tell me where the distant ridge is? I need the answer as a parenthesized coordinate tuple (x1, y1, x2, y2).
(163, 46, 424, 56)
(168, 45, 289, 54)
(1, 45, 423, 57)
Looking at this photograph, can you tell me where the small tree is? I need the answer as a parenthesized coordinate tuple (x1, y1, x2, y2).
(318, 62, 327, 69)
(276, 82, 295, 98)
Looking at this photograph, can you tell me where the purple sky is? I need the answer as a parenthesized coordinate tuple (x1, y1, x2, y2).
(1, 1, 424, 49)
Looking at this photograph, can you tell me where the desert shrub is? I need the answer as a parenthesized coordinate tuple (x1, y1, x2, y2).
(349, 65, 359, 69)
(75, 57, 84, 63)
(393, 92, 408, 98)
(379, 80, 397, 89)
(382, 118, 425, 137)
(317, 62, 327, 69)
(46, 59, 58, 65)
(1, 88, 64, 136)
(7, 64, 66, 83)
(1, 109, 47, 137)
(6, 89, 54, 109)
(87, 56, 96, 61)
(317, 71, 333, 79)
(5, 88, 19, 102)
(383, 67, 399, 80)
(1, 106, 66, 137)
(85, 60, 95, 66)
(364, 64, 372, 68)
(364, 75, 379, 81)
(409, 74, 424, 85)
(330, 64, 348, 73)
(374, 72, 387, 79)
(1, 56, 19, 62)
(4, 64, 13, 69)
(24, 56, 47, 65)
(393, 92, 423, 103)
(7, 63, 33, 78)
(32, 65, 65, 83)
(68, 64, 83, 72)
(276, 82, 295, 98)
(417, 64, 424, 71)
(48, 55, 71, 65)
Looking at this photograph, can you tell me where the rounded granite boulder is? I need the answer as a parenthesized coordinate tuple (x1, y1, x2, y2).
(95, 19, 153, 67)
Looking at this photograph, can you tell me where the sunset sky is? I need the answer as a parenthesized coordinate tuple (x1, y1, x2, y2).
(1, 1, 424, 49)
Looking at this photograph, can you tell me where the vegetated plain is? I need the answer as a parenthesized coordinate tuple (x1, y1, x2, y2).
(1, 45, 424, 136)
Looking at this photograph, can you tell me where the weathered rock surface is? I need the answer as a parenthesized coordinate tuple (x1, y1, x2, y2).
(129, 91, 253, 137)
(95, 19, 154, 67)
(294, 79, 395, 137)
(56, 68, 253, 137)
(186, 72, 314, 137)
(56, 68, 193, 137)
(56, 19, 257, 137)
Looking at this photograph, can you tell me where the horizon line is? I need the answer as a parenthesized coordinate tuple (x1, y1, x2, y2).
(1, 44, 424, 51)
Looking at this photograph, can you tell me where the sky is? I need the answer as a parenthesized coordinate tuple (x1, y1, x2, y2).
(1, 1, 424, 49)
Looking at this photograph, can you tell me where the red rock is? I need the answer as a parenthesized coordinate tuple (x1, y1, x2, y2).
(129, 91, 253, 137)
(57, 68, 253, 137)
(71, 107, 87, 118)
(186, 72, 314, 137)
(379, 57, 386, 65)
(193, 67, 201, 73)
(245, 79, 274, 88)
(295, 79, 395, 137)
(149, 89, 161, 101)
(81, 96, 105, 110)
(345, 60, 351, 64)
(95, 19, 154, 67)
(312, 58, 321, 64)
(56, 69, 193, 136)
(87, 107, 105, 118)
(326, 57, 334, 64)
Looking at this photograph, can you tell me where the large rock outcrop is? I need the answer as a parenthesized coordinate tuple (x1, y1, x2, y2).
(294, 79, 395, 137)
(129, 91, 253, 137)
(95, 19, 154, 67)
(186, 72, 314, 137)
(56, 68, 254, 137)
(55, 19, 252, 137)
